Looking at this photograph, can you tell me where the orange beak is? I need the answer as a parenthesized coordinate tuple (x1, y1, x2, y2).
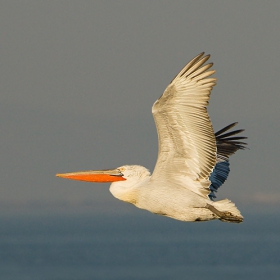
(56, 168, 126, 183)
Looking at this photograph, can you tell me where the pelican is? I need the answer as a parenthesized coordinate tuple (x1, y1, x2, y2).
(57, 53, 247, 223)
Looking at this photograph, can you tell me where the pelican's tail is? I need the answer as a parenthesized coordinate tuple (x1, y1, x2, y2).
(212, 199, 243, 223)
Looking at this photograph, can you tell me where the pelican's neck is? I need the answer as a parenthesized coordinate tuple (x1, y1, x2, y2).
(109, 176, 150, 204)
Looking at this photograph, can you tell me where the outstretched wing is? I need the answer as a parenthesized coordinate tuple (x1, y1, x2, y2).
(151, 53, 217, 196)
(209, 123, 247, 199)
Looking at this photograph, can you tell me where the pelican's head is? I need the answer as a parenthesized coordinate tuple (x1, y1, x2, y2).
(116, 165, 151, 182)
(56, 165, 150, 203)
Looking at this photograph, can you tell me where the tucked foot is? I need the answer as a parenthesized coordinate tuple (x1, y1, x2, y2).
(206, 204, 243, 223)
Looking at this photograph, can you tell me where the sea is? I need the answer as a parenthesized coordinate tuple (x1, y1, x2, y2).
(0, 210, 279, 280)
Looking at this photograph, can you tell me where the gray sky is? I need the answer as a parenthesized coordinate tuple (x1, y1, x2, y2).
(1, 1, 279, 215)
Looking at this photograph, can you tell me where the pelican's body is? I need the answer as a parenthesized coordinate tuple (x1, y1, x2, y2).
(57, 53, 247, 223)
(110, 165, 215, 222)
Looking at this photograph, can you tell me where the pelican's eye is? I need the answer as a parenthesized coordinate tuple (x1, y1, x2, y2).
(118, 167, 126, 173)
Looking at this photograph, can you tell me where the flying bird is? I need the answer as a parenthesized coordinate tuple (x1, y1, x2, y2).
(57, 53, 247, 223)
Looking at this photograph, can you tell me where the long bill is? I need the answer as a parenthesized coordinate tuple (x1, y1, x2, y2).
(56, 169, 126, 183)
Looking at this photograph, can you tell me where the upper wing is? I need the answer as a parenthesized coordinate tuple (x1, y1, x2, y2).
(151, 53, 217, 196)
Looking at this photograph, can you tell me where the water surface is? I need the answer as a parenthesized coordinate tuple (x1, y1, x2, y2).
(0, 211, 279, 279)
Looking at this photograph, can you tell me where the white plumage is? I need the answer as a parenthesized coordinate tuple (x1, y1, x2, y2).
(57, 53, 247, 223)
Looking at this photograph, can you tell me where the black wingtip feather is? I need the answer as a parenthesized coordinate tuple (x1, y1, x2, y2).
(215, 123, 247, 158)
(215, 122, 238, 136)
(216, 129, 245, 139)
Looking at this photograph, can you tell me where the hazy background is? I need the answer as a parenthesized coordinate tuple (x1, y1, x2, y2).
(1, 1, 279, 216)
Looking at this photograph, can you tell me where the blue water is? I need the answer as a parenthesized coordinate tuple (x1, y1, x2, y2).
(0, 211, 279, 280)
